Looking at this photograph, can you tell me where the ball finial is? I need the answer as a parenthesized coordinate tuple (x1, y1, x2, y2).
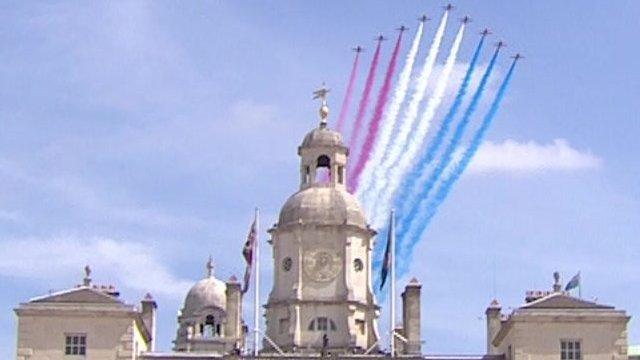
(312, 83, 330, 128)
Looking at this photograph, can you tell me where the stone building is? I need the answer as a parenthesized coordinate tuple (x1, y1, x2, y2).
(14, 267, 155, 360)
(486, 273, 630, 360)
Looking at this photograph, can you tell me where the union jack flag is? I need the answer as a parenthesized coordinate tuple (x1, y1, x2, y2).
(242, 219, 257, 293)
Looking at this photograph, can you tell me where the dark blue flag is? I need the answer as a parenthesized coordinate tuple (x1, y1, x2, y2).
(565, 272, 580, 291)
(379, 220, 393, 290)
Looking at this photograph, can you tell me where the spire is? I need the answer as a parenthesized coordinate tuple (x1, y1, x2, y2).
(312, 83, 330, 128)
(206, 256, 214, 278)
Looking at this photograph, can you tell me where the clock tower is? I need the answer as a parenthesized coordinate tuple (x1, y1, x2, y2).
(264, 87, 380, 354)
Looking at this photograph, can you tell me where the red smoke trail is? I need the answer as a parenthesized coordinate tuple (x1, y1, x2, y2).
(348, 40, 382, 168)
(349, 32, 404, 192)
(335, 51, 361, 132)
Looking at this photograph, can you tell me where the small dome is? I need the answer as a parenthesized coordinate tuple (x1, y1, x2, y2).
(301, 127, 345, 149)
(279, 187, 367, 227)
(183, 276, 227, 316)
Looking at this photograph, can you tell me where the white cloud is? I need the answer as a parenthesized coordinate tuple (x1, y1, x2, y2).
(467, 138, 602, 173)
(0, 237, 192, 299)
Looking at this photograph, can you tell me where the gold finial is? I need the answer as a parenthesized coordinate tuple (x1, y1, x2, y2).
(312, 83, 330, 128)
(206, 256, 214, 278)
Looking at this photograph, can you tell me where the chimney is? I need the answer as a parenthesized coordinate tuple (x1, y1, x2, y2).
(485, 299, 502, 355)
(401, 278, 422, 355)
(225, 275, 243, 344)
(141, 293, 158, 351)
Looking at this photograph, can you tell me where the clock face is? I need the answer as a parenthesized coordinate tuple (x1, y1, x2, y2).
(303, 249, 341, 282)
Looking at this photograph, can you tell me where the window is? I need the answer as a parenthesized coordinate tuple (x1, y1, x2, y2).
(561, 340, 581, 360)
(355, 319, 365, 335)
(338, 166, 344, 184)
(65, 334, 86, 356)
(308, 317, 336, 332)
(353, 258, 363, 272)
(282, 257, 292, 272)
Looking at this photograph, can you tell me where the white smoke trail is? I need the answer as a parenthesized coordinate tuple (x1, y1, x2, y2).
(370, 23, 467, 228)
(355, 21, 424, 196)
(358, 11, 449, 216)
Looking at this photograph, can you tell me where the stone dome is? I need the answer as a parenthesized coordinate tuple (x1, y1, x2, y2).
(301, 127, 345, 149)
(279, 187, 367, 227)
(183, 275, 227, 316)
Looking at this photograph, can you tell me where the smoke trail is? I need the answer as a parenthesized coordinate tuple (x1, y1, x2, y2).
(398, 45, 502, 238)
(335, 51, 362, 132)
(348, 40, 382, 161)
(396, 35, 486, 220)
(349, 31, 404, 191)
(354, 22, 424, 195)
(398, 59, 518, 275)
(358, 11, 448, 214)
(370, 23, 466, 228)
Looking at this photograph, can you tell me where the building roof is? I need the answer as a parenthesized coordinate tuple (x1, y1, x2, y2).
(279, 187, 367, 228)
(27, 286, 123, 304)
(491, 291, 628, 347)
(300, 127, 346, 150)
(520, 292, 614, 310)
(182, 274, 227, 317)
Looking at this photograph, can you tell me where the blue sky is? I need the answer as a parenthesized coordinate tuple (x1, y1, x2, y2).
(1, 1, 639, 357)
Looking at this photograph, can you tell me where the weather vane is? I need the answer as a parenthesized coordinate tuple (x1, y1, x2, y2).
(312, 83, 330, 128)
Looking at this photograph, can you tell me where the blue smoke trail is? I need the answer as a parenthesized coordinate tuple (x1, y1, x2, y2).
(398, 59, 518, 275)
(395, 35, 486, 233)
(397, 46, 501, 244)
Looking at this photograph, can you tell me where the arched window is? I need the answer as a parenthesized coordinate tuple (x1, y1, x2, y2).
(316, 155, 331, 183)
(204, 315, 215, 338)
(308, 317, 336, 332)
(317, 155, 331, 168)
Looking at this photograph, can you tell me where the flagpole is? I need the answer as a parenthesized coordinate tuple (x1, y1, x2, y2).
(253, 207, 260, 356)
(390, 209, 396, 357)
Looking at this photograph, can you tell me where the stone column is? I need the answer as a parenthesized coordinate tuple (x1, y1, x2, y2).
(225, 276, 243, 344)
(485, 299, 502, 355)
(141, 293, 157, 351)
(401, 278, 422, 355)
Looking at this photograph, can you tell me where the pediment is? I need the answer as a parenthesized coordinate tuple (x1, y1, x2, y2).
(522, 293, 613, 309)
(30, 287, 122, 304)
